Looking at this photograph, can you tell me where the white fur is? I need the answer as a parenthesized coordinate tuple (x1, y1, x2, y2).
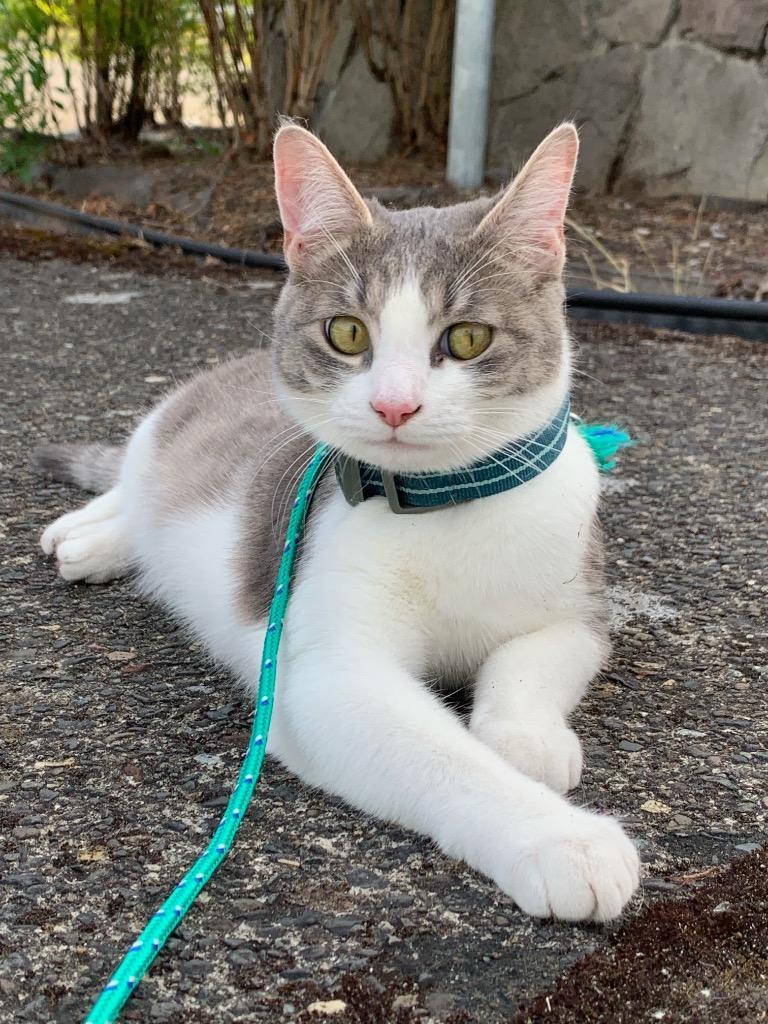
(41, 487, 122, 555)
(41, 412, 640, 922)
(277, 425, 636, 921)
(41, 291, 640, 923)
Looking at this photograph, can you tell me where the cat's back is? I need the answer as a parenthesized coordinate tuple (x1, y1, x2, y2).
(156, 349, 282, 445)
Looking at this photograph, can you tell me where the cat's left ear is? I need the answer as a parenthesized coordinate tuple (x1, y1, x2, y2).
(274, 123, 373, 271)
(475, 122, 579, 274)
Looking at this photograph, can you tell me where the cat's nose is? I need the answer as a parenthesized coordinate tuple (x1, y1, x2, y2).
(370, 398, 422, 429)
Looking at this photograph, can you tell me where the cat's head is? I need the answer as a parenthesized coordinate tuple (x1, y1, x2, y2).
(271, 122, 578, 473)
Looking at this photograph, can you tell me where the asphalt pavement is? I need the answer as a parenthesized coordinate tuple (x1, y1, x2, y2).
(1, 247, 766, 1023)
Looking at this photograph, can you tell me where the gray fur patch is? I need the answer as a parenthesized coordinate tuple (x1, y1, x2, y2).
(147, 350, 333, 621)
(239, 446, 336, 621)
(585, 516, 610, 652)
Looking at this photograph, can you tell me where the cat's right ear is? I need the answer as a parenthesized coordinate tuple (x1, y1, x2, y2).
(273, 124, 372, 271)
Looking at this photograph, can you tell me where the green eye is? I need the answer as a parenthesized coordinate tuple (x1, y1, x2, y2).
(325, 316, 370, 355)
(443, 322, 493, 360)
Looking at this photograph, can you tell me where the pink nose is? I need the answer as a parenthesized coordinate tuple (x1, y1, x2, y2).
(370, 398, 422, 429)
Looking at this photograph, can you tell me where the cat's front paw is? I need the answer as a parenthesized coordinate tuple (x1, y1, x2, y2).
(471, 713, 582, 794)
(502, 811, 640, 922)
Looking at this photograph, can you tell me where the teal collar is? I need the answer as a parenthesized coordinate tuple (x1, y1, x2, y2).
(335, 395, 571, 514)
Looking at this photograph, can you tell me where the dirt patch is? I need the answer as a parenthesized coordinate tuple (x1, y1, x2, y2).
(515, 847, 768, 1024)
(569, 192, 768, 300)
(0, 223, 260, 283)
(6, 139, 768, 299)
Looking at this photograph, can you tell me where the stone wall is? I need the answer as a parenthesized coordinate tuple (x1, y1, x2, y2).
(318, 0, 768, 200)
(487, 0, 768, 199)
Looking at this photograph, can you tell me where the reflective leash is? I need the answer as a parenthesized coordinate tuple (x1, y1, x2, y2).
(84, 444, 331, 1024)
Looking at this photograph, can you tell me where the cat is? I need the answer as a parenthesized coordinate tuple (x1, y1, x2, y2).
(36, 121, 640, 922)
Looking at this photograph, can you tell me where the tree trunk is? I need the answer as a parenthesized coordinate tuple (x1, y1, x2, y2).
(113, 46, 149, 140)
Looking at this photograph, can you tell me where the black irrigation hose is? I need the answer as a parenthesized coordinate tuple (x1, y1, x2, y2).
(0, 188, 286, 270)
(1, 188, 766, 339)
(566, 289, 768, 342)
(567, 288, 768, 323)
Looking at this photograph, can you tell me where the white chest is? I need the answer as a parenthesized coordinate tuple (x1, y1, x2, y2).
(299, 432, 601, 676)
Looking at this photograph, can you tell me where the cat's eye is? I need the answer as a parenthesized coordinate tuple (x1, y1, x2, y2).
(442, 322, 493, 361)
(325, 315, 370, 355)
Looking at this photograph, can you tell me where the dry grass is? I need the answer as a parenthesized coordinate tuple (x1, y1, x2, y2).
(568, 194, 722, 296)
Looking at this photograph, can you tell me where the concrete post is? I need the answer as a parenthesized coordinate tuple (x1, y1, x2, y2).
(446, 0, 496, 189)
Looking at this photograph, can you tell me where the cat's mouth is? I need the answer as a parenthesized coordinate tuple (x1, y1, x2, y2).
(318, 418, 482, 474)
(381, 436, 430, 450)
(356, 433, 464, 474)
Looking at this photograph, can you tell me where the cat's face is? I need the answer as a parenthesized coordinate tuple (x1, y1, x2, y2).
(271, 124, 578, 473)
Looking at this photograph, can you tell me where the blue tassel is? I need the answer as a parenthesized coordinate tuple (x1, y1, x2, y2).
(575, 421, 634, 472)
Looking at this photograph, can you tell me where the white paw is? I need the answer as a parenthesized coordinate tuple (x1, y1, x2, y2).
(471, 714, 583, 794)
(41, 488, 121, 556)
(54, 519, 130, 583)
(502, 810, 640, 922)
(41, 509, 86, 556)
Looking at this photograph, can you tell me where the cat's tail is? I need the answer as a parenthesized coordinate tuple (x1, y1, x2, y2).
(33, 443, 124, 492)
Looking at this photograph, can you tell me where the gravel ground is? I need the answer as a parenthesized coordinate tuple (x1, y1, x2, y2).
(1, 252, 766, 1023)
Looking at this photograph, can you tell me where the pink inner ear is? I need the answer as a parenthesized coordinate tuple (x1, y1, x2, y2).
(478, 125, 579, 267)
(274, 140, 310, 240)
(273, 127, 372, 266)
(522, 136, 578, 242)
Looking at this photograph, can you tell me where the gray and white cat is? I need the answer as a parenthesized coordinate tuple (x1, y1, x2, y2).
(37, 122, 640, 921)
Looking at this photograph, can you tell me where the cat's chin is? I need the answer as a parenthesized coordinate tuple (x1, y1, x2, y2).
(368, 439, 442, 474)
(337, 437, 481, 475)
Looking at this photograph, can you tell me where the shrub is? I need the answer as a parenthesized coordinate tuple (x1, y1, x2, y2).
(0, 0, 205, 149)
(198, 0, 341, 156)
(0, 0, 63, 175)
(351, 0, 455, 152)
(66, 0, 203, 140)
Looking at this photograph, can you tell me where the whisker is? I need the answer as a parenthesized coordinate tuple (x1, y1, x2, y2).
(245, 418, 327, 483)
(244, 318, 278, 347)
(318, 224, 362, 290)
(448, 236, 510, 300)
(471, 425, 568, 455)
(570, 367, 606, 386)
(271, 443, 322, 540)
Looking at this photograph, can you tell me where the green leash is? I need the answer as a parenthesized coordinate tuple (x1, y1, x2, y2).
(83, 415, 630, 1023)
(84, 444, 331, 1024)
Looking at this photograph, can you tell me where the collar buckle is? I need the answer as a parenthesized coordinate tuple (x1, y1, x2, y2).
(336, 456, 455, 514)
(380, 471, 451, 514)
(336, 455, 365, 507)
